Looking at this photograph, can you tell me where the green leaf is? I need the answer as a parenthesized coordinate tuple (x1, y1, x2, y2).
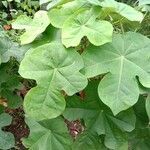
(40, 0, 52, 5)
(48, 0, 88, 28)
(82, 32, 150, 115)
(2, 1, 8, 8)
(19, 42, 87, 95)
(47, 0, 72, 10)
(24, 86, 65, 121)
(0, 113, 15, 150)
(64, 81, 136, 149)
(12, 11, 50, 45)
(129, 128, 150, 150)
(62, 9, 113, 47)
(15, 0, 21, 3)
(20, 25, 60, 55)
(138, 0, 150, 12)
(23, 117, 72, 150)
(22, 25, 61, 53)
(133, 95, 149, 128)
(12, 15, 32, 29)
(138, 0, 150, 6)
(146, 94, 150, 121)
(0, 34, 26, 63)
(1, 90, 22, 109)
(87, 0, 144, 22)
(0, 64, 23, 108)
(72, 131, 106, 150)
(19, 42, 87, 120)
(87, 0, 104, 5)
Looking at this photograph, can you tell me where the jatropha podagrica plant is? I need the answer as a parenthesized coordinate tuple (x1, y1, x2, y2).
(0, 0, 150, 149)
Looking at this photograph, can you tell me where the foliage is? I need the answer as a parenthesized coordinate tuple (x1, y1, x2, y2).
(0, 113, 15, 149)
(0, 0, 150, 149)
(0, 0, 39, 21)
(22, 117, 72, 149)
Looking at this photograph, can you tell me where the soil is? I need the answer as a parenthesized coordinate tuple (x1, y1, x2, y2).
(65, 119, 84, 139)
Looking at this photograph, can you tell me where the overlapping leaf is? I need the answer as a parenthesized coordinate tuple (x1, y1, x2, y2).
(133, 95, 149, 128)
(0, 113, 15, 150)
(128, 128, 150, 150)
(72, 131, 106, 150)
(12, 11, 50, 45)
(19, 42, 87, 120)
(0, 64, 22, 108)
(146, 94, 150, 121)
(87, 0, 144, 21)
(138, 0, 150, 11)
(64, 81, 136, 149)
(48, 0, 88, 28)
(82, 32, 150, 115)
(23, 117, 72, 150)
(40, 0, 52, 5)
(62, 8, 113, 47)
(0, 32, 26, 63)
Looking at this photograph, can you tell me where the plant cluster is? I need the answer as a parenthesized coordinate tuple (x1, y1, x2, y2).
(0, 0, 150, 149)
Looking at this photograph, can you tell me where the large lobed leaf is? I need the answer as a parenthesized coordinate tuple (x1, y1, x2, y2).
(19, 42, 87, 120)
(64, 81, 136, 149)
(62, 8, 113, 47)
(49, 2, 113, 47)
(82, 32, 150, 115)
(24, 116, 107, 150)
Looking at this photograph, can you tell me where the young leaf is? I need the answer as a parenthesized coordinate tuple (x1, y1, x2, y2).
(23, 117, 72, 150)
(19, 42, 87, 120)
(0, 113, 15, 150)
(64, 81, 136, 149)
(62, 9, 113, 47)
(82, 32, 150, 115)
(12, 11, 50, 45)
